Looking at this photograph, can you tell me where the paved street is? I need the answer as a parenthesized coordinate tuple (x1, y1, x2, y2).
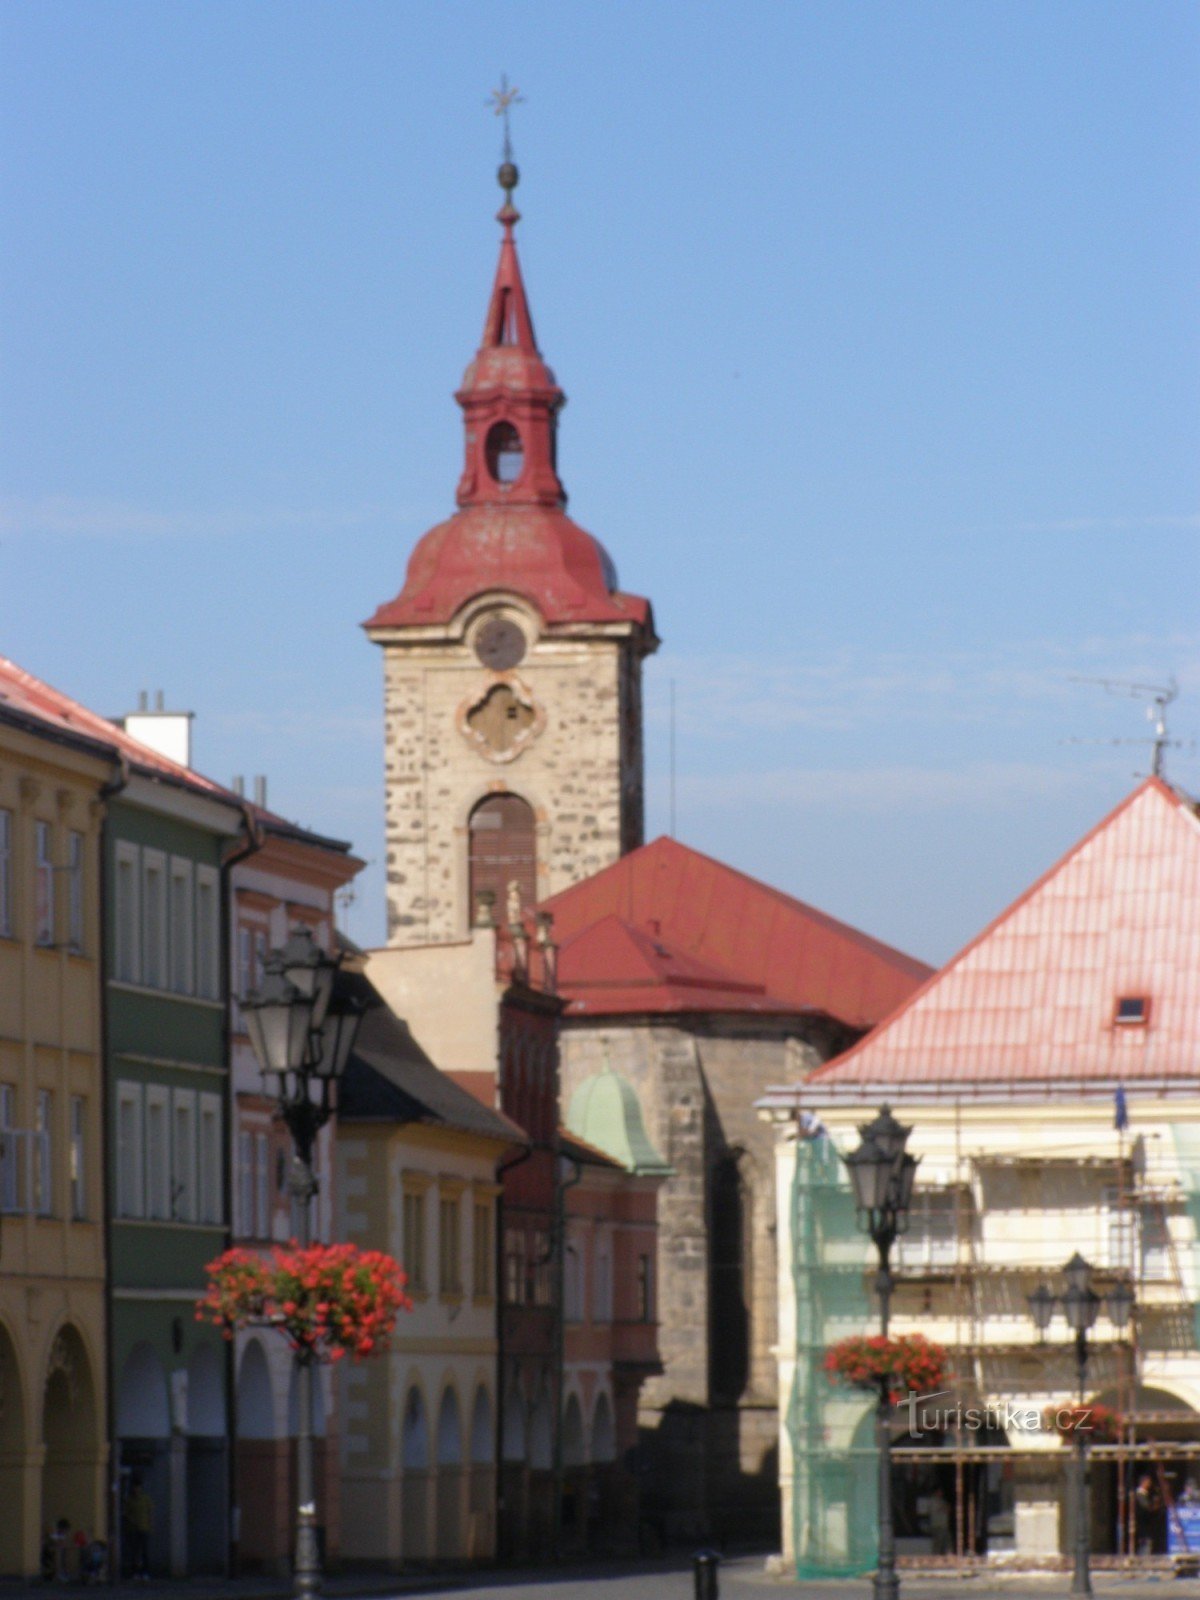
(5, 1556, 1198, 1600)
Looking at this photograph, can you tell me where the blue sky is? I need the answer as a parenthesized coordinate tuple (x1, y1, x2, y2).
(2, 1, 1197, 963)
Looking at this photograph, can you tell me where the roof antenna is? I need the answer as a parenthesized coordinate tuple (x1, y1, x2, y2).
(1066, 675, 1186, 779)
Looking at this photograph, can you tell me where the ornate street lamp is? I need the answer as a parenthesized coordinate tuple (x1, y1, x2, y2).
(841, 1106, 919, 1600)
(1027, 1254, 1134, 1597)
(242, 928, 362, 1599)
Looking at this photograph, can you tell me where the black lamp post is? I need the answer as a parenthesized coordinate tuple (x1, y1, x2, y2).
(1027, 1253, 1133, 1597)
(842, 1106, 919, 1600)
(243, 928, 362, 1598)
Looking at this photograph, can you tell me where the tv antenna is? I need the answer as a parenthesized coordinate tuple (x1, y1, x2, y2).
(1066, 675, 1183, 778)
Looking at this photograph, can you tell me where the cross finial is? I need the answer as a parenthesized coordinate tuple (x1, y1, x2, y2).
(488, 75, 525, 165)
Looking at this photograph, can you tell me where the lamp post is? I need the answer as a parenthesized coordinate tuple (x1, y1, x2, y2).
(242, 928, 362, 1599)
(842, 1106, 919, 1600)
(1027, 1253, 1133, 1597)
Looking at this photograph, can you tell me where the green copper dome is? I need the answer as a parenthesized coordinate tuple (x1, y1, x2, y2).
(567, 1067, 672, 1176)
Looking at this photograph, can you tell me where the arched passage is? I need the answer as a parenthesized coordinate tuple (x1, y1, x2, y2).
(468, 794, 536, 924)
(401, 1388, 431, 1561)
(529, 1387, 552, 1472)
(186, 1345, 227, 1575)
(470, 1387, 492, 1465)
(41, 1326, 99, 1552)
(435, 1388, 464, 1558)
(236, 1340, 274, 1440)
(117, 1342, 169, 1438)
(0, 1323, 27, 1577)
(591, 1391, 616, 1463)
(501, 1388, 526, 1462)
(562, 1393, 585, 1467)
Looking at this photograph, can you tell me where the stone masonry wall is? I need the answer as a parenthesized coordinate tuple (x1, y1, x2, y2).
(379, 613, 643, 945)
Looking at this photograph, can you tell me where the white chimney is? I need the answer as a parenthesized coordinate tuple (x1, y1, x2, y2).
(120, 689, 194, 768)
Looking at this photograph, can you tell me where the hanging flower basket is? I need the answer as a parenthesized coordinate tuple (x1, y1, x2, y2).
(197, 1242, 411, 1362)
(1044, 1402, 1121, 1441)
(823, 1333, 949, 1401)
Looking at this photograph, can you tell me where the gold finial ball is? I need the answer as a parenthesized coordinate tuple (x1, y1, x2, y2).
(498, 160, 519, 195)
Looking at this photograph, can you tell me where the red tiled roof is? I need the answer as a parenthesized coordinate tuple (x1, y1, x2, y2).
(544, 837, 932, 1028)
(809, 777, 1200, 1089)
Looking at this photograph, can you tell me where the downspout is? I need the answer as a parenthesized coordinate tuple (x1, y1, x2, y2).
(494, 1141, 532, 1559)
(97, 752, 129, 1587)
(552, 1145, 582, 1560)
(219, 803, 265, 1577)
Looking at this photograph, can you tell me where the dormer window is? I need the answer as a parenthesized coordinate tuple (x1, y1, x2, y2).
(486, 421, 524, 485)
(1114, 995, 1149, 1027)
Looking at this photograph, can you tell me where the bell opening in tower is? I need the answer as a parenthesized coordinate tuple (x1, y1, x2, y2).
(469, 793, 536, 927)
(485, 421, 524, 485)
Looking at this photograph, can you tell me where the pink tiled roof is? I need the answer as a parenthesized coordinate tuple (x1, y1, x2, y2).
(0, 654, 229, 798)
(810, 778, 1200, 1089)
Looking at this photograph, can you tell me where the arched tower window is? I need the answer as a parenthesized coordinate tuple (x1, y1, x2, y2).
(469, 793, 536, 927)
(709, 1150, 750, 1401)
(485, 421, 524, 484)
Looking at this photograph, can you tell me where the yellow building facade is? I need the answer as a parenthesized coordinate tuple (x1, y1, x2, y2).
(0, 712, 110, 1576)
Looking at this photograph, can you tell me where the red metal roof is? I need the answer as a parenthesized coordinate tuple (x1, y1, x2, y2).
(544, 837, 932, 1028)
(364, 202, 652, 634)
(809, 777, 1200, 1089)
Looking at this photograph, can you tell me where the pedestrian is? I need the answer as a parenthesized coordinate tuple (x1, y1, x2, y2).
(124, 1476, 153, 1583)
(1135, 1472, 1162, 1556)
(928, 1486, 952, 1556)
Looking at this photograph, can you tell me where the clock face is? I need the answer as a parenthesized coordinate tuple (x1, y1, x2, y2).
(474, 617, 527, 671)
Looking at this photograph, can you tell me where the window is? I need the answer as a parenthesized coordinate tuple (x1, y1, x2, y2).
(172, 1091, 196, 1221)
(473, 1199, 493, 1298)
(195, 866, 220, 999)
(594, 1237, 612, 1324)
(34, 1090, 52, 1214)
(145, 1087, 170, 1219)
(170, 859, 193, 993)
(69, 1096, 86, 1218)
(439, 1193, 462, 1295)
(116, 1084, 143, 1218)
(637, 1253, 653, 1322)
(0, 1084, 19, 1212)
(468, 794, 536, 932)
(403, 1189, 427, 1293)
(238, 1129, 254, 1234)
(67, 831, 85, 952)
(198, 1093, 222, 1224)
(35, 821, 54, 945)
(485, 420, 524, 482)
(115, 843, 140, 982)
(255, 1131, 270, 1238)
(504, 1227, 527, 1305)
(896, 1190, 959, 1271)
(142, 850, 167, 988)
(1115, 995, 1149, 1026)
(1141, 1202, 1173, 1282)
(564, 1243, 583, 1323)
(0, 808, 13, 936)
(531, 1229, 552, 1306)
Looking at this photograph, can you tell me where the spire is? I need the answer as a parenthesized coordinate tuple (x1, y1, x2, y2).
(454, 101, 566, 510)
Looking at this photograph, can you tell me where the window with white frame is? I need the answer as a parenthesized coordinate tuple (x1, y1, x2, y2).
(255, 1131, 269, 1238)
(116, 1083, 143, 1218)
(67, 831, 85, 952)
(195, 866, 219, 999)
(0, 1084, 19, 1212)
(70, 1095, 86, 1218)
(33, 1089, 52, 1214)
(145, 1087, 170, 1220)
(439, 1192, 463, 1295)
(35, 821, 54, 945)
(172, 1090, 196, 1221)
(238, 1129, 254, 1234)
(897, 1189, 959, 1270)
(473, 1197, 493, 1298)
(142, 850, 167, 988)
(198, 1092, 222, 1224)
(0, 808, 13, 937)
(170, 858, 194, 993)
(115, 842, 140, 982)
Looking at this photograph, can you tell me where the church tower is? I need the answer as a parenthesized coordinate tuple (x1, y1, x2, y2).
(364, 162, 657, 946)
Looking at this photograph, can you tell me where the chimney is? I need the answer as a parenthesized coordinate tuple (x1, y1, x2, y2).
(119, 692, 194, 768)
(253, 775, 267, 809)
(232, 776, 245, 798)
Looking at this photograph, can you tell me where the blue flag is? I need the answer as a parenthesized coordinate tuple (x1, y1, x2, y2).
(1115, 1085, 1129, 1132)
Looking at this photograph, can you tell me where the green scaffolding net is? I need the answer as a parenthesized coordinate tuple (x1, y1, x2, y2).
(1170, 1125, 1200, 1351)
(786, 1134, 879, 1579)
